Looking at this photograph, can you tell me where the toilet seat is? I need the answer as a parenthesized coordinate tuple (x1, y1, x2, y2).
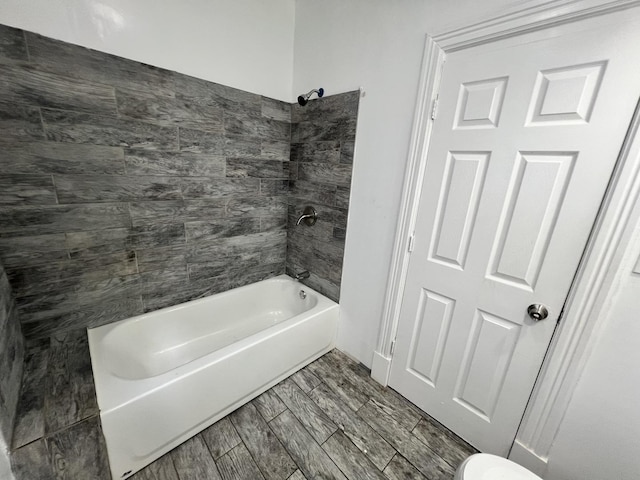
(457, 454, 542, 480)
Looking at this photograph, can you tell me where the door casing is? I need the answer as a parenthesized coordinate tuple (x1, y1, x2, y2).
(372, 0, 640, 473)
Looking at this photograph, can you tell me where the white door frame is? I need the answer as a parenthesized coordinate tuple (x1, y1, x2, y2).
(372, 0, 640, 474)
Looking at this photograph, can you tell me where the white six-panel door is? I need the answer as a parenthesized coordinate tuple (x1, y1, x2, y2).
(389, 11, 640, 455)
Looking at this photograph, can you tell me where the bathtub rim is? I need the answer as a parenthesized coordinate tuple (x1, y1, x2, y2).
(88, 274, 337, 413)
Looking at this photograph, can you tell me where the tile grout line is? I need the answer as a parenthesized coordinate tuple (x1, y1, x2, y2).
(305, 374, 397, 472)
(227, 411, 272, 480)
(197, 430, 222, 475)
(381, 451, 399, 473)
(11, 409, 101, 454)
(22, 30, 31, 62)
(318, 430, 362, 480)
(38, 339, 52, 454)
(266, 407, 288, 427)
(270, 383, 321, 443)
(37, 107, 47, 140)
(49, 174, 60, 207)
(353, 401, 418, 474)
(274, 373, 370, 478)
(356, 397, 457, 477)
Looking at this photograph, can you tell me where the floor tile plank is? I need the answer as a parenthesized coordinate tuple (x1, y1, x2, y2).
(252, 388, 287, 422)
(308, 382, 395, 471)
(411, 417, 476, 469)
(305, 358, 369, 412)
(382, 453, 429, 480)
(273, 378, 337, 444)
(12, 347, 48, 449)
(201, 417, 242, 460)
(11, 344, 477, 480)
(44, 330, 98, 434)
(46, 416, 110, 480)
(229, 403, 297, 480)
(215, 443, 265, 480)
(270, 410, 347, 480)
(290, 367, 321, 393)
(170, 434, 221, 480)
(322, 431, 387, 480)
(287, 470, 307, 480)
(322, 350, 421, 431)
(358, 401, 454, 480)
(11, 438, 53, 480)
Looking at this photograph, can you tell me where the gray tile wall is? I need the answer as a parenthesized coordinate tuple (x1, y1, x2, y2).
(0, 24, 358, 338)
(0, 262, 24, 450)
(287, 92, 359, 301)
(0, 24, 292, 338)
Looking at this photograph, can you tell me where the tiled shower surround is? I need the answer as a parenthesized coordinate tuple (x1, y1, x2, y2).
(0, 24, 358, 339)
(287, 93, 359, 300)
(0, 262, 24, 452)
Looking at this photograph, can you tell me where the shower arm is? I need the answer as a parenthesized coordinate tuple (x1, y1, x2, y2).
(297, 87, 325, 106)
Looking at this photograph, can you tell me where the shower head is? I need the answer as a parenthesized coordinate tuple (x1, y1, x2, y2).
(297, 87, 324, 106)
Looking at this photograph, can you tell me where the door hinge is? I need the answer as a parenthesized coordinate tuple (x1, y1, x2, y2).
(408, 233, 416, 253)
(431, 95, 439, 120)
(390, 338, 397, 356)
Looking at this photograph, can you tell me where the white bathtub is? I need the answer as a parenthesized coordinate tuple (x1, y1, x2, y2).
(88, 274, 339, 479)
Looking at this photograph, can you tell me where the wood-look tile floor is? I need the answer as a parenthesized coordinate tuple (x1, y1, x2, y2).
(131, 349, 477, 480)
(11, 333, 477, 480)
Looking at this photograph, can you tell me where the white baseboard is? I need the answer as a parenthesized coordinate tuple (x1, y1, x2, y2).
(371, 351, 392, 386)
(509, 440, 548, 477)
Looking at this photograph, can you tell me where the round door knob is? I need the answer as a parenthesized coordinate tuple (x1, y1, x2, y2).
(527, 304, 549, 321)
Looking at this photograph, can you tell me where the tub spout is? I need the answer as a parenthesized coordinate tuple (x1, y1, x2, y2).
(296, 213, 313, 226)
(295, 270, 310, 281)
(296, 206, 317, 226)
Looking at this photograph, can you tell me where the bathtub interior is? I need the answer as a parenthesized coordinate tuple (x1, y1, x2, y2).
(95, 276, 321, 380)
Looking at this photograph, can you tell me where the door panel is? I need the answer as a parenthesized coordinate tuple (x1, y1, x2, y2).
(407, 289, 455, 386)
(453, 310, 520, 421)
(488, 151, 576, 289)
(526, 62, 606, 125)
(454, 77, 508, 129)
(389, 10, 640, 455)
(430, 152, 489, 268)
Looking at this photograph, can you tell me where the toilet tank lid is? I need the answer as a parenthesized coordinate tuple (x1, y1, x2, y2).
(463, 454, 543, 480)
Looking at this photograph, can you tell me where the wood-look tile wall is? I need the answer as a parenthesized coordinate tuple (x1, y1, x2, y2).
(0, 25, 358, 338)
(0, 25, 292, 338)
(287, 92, 359, 301)
(0, 262, 24, 448)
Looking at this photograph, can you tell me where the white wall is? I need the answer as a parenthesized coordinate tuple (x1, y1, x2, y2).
(294, 6, 640, 480)
(0, 438, 14, 480)
(0, 0, 295, 101)
(543, 211, 640, 479)
(293, 0, 537, 366)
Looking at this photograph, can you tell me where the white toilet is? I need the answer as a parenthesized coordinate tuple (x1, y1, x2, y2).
(454, 453, 543, 480)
